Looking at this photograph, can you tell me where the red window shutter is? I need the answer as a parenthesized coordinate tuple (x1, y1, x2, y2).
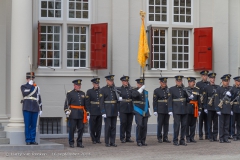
(194, 27, 213, 71)
(90, 23, 108, 69)
(38, 21, 41, 66)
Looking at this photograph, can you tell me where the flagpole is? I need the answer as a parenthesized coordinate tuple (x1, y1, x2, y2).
(140, 10, 145, 85)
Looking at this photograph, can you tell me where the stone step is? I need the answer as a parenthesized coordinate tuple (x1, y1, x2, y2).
(0, 131, 6, 138)
(0, 138, 10, 144)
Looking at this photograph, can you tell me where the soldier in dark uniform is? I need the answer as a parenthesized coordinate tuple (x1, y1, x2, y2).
(196, 70, 210, 140)
(230, 76, 240, 141)
(119, 76, 134, 143)
(203, 73, 219, 142)
(99, 75, 119, 147)
(214, 75, 232, 143)
(185, 77, 201, 143)
(64, 79, 87, 148)
(85, 78, 102, 144)
(168, 75, 191, 146)
(153, 77, 171, 143)
(21, 72, 42, 145)
(132, 78, 150, 146)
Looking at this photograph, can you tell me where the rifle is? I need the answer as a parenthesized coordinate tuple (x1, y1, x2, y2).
(208, 85, 220, 106)
(64, 85, 71, 122)
(218, 86, 233, 108)
(112, 83, 121, 100)
(230, 90, 240, 105)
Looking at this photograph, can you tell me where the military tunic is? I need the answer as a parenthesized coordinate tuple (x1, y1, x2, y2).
(132, 88, 150, 144)
(153, 87, 170, 141)
(86, 87, 102, 143)
(196, 80, 209, 139)
(186, 87, 201, 141)
(21, 82, 42, 143)
(203, 84, 219, 140)
(64, 89, 86, 146)
(168, 85, 189, 144)
(119, 85, 134, 141)
(214, 86, 232, 142)
(99, 85, 118, 145)
(230, 85, 240, 139)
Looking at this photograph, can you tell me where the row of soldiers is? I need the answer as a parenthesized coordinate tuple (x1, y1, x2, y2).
(63, 71, 240, 148)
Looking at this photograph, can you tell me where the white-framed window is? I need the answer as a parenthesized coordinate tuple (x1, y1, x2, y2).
(39, 0, 62, 18)
(68, 0, 90, 20)
(151, 28, 167, 69)
(67, 26, 88, 68)
(172, 29, 190, 69)
(148, 0, 168, 23)
(172, 0, 192, 24)
(39, 25, 61, 68)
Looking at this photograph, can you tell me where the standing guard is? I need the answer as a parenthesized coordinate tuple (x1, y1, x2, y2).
(214, 75, 232, 143)
(230, 76, 240, 141)
(132, 78, 150, 146)
(185, 77, 201, 143)
(119, 76, 134, 143)
(168, 75, 191, 146)
(203, 73, 219, 142)
(99, 75, 119, 147)
(196, 70, 210, 140)
(85, 78, 102, 144)
(64, 79, 87, 148)
(153, 77, 171, 143)
(21, 72, 42, 145)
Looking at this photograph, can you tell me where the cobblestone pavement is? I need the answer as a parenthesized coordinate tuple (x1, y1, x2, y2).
(1, 135, 240, 160)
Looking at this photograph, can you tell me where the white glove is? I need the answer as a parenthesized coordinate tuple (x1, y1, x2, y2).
(137, 85, 146, 94)
(87, 116, 90, 121)
(154, 112, 158, 116)
(118, 97, 122, 101)
(29, 80, 33, 85)
(168, 112, 173, 116)
(39, 111, 42, 116)
(226, 91, 231, 96)
(204, 109, 208, 114)
(217, 111, 221, 115)
(102, 114, 106, 118)
(141, 85, 146, 90)
(189, 94, 194, 100)
(65, 111, 70, 115)
(118, 112, 120, 117)
(198, 111, 201, 116)
(231, 111, 233, 115)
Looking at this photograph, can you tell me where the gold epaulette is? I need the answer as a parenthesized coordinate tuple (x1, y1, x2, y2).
(67, 90, 73, 93)
(195, 87, 199, 89)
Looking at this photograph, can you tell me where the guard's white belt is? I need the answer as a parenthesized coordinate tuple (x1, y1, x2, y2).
(23, 97, 37, 101)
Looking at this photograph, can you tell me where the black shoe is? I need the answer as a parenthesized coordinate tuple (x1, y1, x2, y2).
(163, 139, 171, 143)
(233, 137, 238, 141)
(126, 139, 134, 142)
(213, 138, 218, 141)
(96, 141, 102, 144)
(26, 142, 31, 145)
(137, 143, 142, 146)
(158, 139, 163, 143)
(105, 144, 110, 147)
(199, 137, 203, 140)
(205, 136, 209, 140)
(69, 144, 74, 148)
(173, 142, 179, 146)
(228, 136, 233, 139)
(121, 139, 126, 143)
(186, 139, 190, 143)
(209, 139, 213, 142)
(190, 139, 197, 143)
(93, 141, 96, 144)
(219, 140, 224, 143)
(30, 142, 38, 145)
(77, 144, 84, 148)
(142, 143, 147, 146)
(110, 143, 117, 147)
(224, 140, 231, 143)
(179, 142, 187, 146)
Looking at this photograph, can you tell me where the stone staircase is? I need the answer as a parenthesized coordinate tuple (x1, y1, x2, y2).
(0, 123, 10, 144)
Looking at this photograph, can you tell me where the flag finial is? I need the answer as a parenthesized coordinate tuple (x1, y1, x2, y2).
(140, 10, 146, 18)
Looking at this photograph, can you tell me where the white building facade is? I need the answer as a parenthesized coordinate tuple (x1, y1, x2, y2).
(0, 0, 239, 143)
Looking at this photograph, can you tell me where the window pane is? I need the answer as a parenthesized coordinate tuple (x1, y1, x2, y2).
(67, 60, 72, 67)
(54, 60, 59, 67)
(154, 61, 159, 68)
(178, 54, 183, 60)
(80, 60, 86, 67)
(74, 60, 79, 67)
(172, 61, 177, 68)
(172, 54, 177, 60)
(184, 46, 188, 53)
(172, 46, 177, 52)
(40, 51, 46, 58)
(184, 54, 188, 60)
(80, 52, 86, 58)
(178, 62, 183, 68)
(160, 54, 165, 60)
(154, 53, 159, 60)
(41, 1, 47, 8)
(160, 62, 165, 68)
(54, 51, 60, 58)
(54, 43, 59, 50)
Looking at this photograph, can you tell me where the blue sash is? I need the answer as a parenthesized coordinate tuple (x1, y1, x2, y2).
(133, 91, 148, 116)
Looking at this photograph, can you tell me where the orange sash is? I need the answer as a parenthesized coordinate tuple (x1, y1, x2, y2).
(190, 100, 198, 118)
(70, 105, 87, 123)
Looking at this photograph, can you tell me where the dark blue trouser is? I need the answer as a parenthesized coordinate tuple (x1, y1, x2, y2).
(23, 110, 38, 143)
